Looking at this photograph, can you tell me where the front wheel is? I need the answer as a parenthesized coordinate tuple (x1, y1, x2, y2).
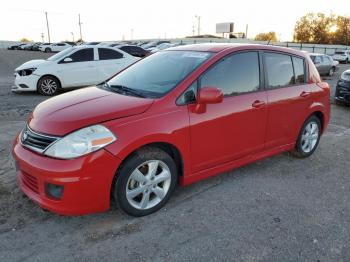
(113, 147, 178, 217)
(328, 67, 335, 76)
(37, 76, 60, 96)
(45, 48, 51, 53)
(291, 115, 321, 158)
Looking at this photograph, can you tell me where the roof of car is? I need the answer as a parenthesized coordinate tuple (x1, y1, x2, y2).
(167, 43, 306, 56)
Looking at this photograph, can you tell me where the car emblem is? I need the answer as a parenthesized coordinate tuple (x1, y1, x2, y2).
(22, 130, 28, 141)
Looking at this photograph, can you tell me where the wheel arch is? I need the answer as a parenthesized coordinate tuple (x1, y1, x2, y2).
(109, 141, 185, 203)
(37, 74, 62, 91)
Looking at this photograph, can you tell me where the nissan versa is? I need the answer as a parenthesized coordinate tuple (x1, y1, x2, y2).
(12, 44, 330, 217)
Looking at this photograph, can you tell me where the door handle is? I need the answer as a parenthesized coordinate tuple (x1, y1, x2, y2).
(300, 91, 311, 98)
(252, 100, 265, 108)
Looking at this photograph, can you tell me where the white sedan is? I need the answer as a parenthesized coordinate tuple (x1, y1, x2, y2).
(40, 43, 71, 53)
(13, 46, 140, 95)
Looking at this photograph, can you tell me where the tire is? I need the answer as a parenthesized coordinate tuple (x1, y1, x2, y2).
(37, 76, 60, 96)
(113, 147, 178, 217)
(328, 67, 335, 76)
(45, 48, 51, 53)
(291, 115, 321, 158)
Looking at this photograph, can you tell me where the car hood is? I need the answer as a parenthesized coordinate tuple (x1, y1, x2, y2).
(15, 59, 52, 71)
(28, 86, 154, 136)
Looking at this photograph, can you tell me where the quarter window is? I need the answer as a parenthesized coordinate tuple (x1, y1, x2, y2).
(98, 48, 123, 60)
(264, 52, 294, 89)
(69, 48, 94, 62)
(200, 52, 260, 96)
(292, 57, 305, 84)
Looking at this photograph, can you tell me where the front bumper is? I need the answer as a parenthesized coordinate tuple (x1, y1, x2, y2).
(335, 80, 350, 104)
(12, 135, 121, 215)
(12, 73, 40, 92)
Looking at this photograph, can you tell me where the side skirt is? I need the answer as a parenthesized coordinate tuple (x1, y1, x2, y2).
(180, 143, 295, 186)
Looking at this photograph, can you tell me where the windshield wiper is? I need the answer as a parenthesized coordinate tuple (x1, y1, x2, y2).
(104, 83, 146, 98)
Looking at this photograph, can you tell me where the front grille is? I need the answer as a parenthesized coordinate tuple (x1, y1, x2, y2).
(22, 172, 39, 194)
(21, 125, 59, 153)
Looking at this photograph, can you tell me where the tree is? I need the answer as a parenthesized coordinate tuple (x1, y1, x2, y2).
(293, 13, 346, 44)
(333, 16, 350, 45)
(19, 38, 31, 43)
(254, 32, 277, 42)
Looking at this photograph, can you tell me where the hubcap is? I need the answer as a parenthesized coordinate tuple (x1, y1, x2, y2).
(126, 160, 171, 210)
(41, 79, 57, 94)
(301, 122, 319, 153)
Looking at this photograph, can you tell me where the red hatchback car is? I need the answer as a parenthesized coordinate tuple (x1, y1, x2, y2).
(13, 44, 330, 217)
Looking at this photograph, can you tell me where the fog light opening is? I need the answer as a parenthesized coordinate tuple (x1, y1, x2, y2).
(45, 183, 64, 200)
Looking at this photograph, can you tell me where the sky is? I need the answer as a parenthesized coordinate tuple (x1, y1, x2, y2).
(0, 0, 349, 42)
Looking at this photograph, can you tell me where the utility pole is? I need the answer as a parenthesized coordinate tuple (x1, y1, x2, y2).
(245, 24, 249, 39)
(192, 25, 195, 36)
(131, 29, 134, 40)
(45, 12, 51, 43)
(71, 32, 74, 42)
(78, 14, 83, 41)
(41, 33, 44, 42)
(195, 15, 201, 36)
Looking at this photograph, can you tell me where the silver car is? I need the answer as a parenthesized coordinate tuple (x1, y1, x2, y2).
(310, 53, 336, 76)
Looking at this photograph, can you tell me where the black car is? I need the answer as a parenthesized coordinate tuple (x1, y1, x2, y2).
(335, 69, 350, 105)
(7, 43, 26, 50)
(117, 45, 150, 57)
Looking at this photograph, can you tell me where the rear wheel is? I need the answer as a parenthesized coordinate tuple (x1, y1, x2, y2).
(328, 67, 335, 76)
(291, 115, 321, 158)
(45, 48, 51, 53)
(113, 147, 177, 217)
(37, 76, 60, 96)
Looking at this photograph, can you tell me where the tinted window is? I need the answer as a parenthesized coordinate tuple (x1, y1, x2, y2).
(200, 52, 260, 96)
(265, 52, 294, 89)
(98, 48, 123, 60)
(69, 48, 94, 62)
(292, 57, 305, 84)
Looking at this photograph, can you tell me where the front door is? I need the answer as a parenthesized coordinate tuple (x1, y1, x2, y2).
(189, 51, 268, 173)
(56, 47, 99, 87)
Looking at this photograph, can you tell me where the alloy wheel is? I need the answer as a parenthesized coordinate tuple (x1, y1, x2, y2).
(41, 79, 57, 95)
(301, 121, 319, 153)
(125, 160, 171, 210)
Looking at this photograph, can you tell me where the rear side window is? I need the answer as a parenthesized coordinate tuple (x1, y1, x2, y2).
(292, 57, 305, 84)
(200, 52, 260, 96)
(98, 48, 123, 60)
(69, 48, 94, 62)
(264, 52, 294, 89)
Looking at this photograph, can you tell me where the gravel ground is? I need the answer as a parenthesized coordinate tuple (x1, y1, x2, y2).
(0, 49, 350, 262)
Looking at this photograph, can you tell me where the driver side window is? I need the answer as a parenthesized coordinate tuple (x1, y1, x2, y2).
(68, 48, 94, 62)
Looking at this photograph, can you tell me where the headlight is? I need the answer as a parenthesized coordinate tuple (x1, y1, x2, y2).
(44, 125, 116, 159)
(17, 68, 37, 76)
(341, 71, 350, 82)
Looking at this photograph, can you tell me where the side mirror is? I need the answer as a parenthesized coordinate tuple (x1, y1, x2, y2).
(63, 57, 73, 63)
(197, 87, 223, 104)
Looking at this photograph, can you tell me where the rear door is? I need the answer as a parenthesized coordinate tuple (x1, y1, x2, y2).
(56, 47, 99, 87)
(264, 52, 312, 148)
(189, 51, 268, 172)
(96, 48, 138, 82)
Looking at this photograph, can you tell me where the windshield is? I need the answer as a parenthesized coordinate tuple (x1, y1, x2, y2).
(47, 48, 74, 61)
(335, 51, 345, 55)
(107, 50, 212, 98)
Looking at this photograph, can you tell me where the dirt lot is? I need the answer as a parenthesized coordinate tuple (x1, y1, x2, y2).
(0, 49, 350, 261)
